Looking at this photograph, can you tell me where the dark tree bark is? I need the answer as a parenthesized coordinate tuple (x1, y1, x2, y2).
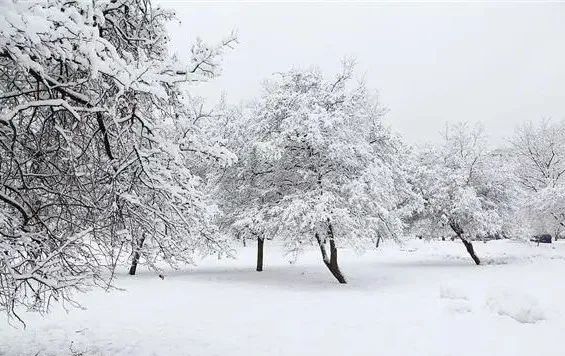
(129, 234, 146, 275)
(327, 237, 347, 283)
(315, 223, 347, 284)
(375, 235, 382, 248)
(450, 222, 481, 265)
(256, 237, 264, 272)
(461, 237, 481, 265)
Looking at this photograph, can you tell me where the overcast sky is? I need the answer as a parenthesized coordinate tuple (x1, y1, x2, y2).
(160, 1, 565, 144)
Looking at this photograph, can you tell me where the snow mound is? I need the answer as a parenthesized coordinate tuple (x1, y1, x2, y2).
(486, 290, 546, 324)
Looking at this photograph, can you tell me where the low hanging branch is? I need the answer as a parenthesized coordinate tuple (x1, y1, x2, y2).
(0, 191, 29, 225)
(0, 0, 236, 321)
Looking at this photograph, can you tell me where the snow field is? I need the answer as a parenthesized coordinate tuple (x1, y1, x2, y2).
(1, 239, 564, 356)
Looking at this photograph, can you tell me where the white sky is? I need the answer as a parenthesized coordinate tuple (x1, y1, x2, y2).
(160, 1, 565, 144)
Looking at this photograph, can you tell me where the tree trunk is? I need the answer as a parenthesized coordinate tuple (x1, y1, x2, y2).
(129, 234, 146, 275)
(375, 235, 382, 248)
(450, 222, 481, 265)
(461, 237, 480, 265)
(328, 237, 347, 283)
(256, 237, 264, 272)
(315, 224, 347, 284)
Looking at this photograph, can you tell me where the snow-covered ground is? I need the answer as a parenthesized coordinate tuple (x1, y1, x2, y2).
(2, 239, 565, 356)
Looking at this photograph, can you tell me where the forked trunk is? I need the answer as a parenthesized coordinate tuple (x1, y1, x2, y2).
(315, 223, 347, 284)
(256, 237, 264, 272)
(327, 238, 346, 283)
(129, 234, 146, 275)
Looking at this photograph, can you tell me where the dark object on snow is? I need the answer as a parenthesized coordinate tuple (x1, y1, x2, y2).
(257, 237, 264, 272)
(531, 234, 552, 244)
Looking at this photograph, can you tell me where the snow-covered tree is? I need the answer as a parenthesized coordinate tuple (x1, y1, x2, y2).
(122, 93, 237, 277)
(220, 63, 416, 283)
(410, 123, 516, 265)
(510, 120, 565, 239)
(0, 0, 235, 320)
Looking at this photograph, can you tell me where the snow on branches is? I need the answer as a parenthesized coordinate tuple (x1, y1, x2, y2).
(511, 120, 565, 238)
(0, 0, 235, 320)
(409, 123, 518, 264)
(219, 63, 417, 283)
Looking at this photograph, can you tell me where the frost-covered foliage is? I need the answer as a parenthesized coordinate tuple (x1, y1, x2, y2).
(511, 120, 565, 238)
(220, 63, 417, 282)
(0, 0, 235, 319)
(410, 123, 517, 264)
